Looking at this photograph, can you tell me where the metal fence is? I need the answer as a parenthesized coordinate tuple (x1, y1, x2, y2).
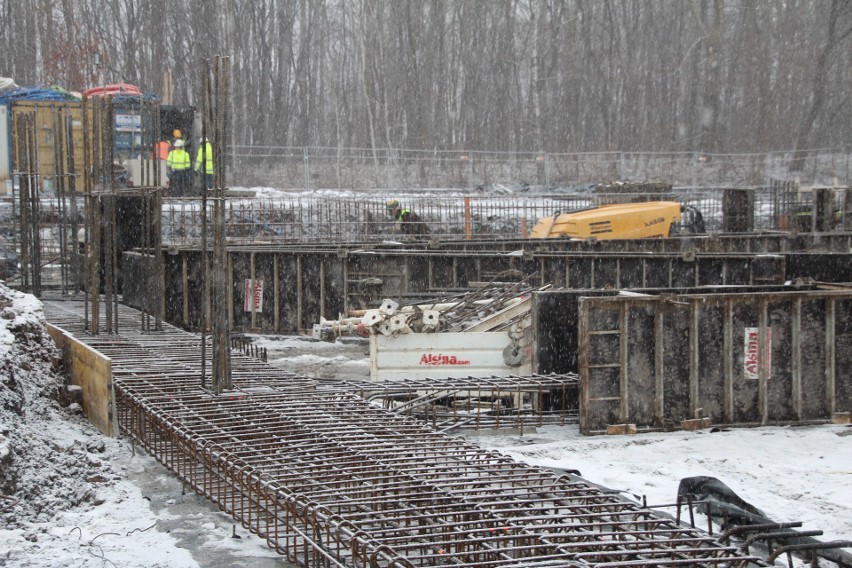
(157, 185, 851, 246)
(231, 146, 851, 191)
(2, 183, 850, 271)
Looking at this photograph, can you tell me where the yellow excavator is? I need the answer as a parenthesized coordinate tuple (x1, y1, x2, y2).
(530, 201, 705, 239)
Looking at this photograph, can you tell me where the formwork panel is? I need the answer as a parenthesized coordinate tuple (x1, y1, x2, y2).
(299, 254, 325, 328)
(324, 255, 345, 321)
(455, 256, 479, 287)
(767, 301, 794, 421)
(644, 258, 670, 288)
(532, 292, 577, 374)
(697, 304, 726, 419)
(729, 259, 752, 285)
(163, 254, 184, 324)
(277, 254, 300, 331)
(186, 251, 206, 329)
(731, 302, 761, 424)
(578, 290, 852, 434)
(230, 252, 253, 330)
(753, 254, 785, 284)
(698, 258, 725, 286)
(568, 258, 592, 289)
(429, 256, 455, 289)
(662, 306, 691, 424)
(587, 367, 621, 426)
(404, 255, 429, 291)
(672, 260, 697, 288)
(801, 299, 828, 420)
(254, 253, 276, 331)
(541, 257, 567, 288)
(121, 251, 161, 314)
(619, 258, 645, 288)
(626, 306, 655, 425)
(593, 258, 618, 289)
(589, 331, 619, 363)
(46, 324, 115, 436)
(836, 299, 852, 415)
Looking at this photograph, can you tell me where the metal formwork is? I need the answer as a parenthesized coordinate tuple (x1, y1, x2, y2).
(44, 299, 764, 568)
(577, 288, 852, 434)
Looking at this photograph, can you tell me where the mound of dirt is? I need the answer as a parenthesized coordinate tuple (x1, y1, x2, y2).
(0, 283, 119, 533)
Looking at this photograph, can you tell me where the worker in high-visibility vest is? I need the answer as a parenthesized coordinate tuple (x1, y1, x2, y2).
(194, 137, 214, 190)
(386, 198, 429, 236)
(166, 139, 191, 196)
(153, 139, 170, 160)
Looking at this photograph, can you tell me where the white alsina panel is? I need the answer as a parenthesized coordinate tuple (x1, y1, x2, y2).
(370, 331, 531, 381)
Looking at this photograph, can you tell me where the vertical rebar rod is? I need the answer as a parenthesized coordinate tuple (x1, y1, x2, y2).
(200, 58, 211, 388)
(66, 112, 80, 298)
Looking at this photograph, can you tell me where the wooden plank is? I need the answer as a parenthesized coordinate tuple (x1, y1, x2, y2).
(46, 323, 115, 437)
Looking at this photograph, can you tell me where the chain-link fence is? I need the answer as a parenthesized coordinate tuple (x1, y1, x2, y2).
(230, 146, 851, 191)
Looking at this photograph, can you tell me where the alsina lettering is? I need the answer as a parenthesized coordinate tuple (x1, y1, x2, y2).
(419, 353, 471, 366)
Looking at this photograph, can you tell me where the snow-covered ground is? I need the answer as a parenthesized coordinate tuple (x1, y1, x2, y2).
(1, 283, 850, 567)
(476, 424, 852, 545)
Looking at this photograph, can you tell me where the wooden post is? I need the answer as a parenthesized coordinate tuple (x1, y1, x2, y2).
(464, 195, 472, 240)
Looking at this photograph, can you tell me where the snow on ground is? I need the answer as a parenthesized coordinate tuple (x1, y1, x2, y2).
(251, 334, 372, 380)
(1, 283, 850, 567)
(474, 424, 852, 545)
(0, 282, 289, 567)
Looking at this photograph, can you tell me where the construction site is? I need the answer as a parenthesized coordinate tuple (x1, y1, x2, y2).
(1, 61, 852, 568)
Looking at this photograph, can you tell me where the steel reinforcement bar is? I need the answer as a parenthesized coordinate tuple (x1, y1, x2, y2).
(44, 299, 765, 568)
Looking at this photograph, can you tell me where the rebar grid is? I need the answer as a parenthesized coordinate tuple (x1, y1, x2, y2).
(44, 299, 765, 568)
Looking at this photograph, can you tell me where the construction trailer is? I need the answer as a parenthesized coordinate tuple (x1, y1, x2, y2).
(1, 95, 194, 193)
(4, 99, 84, 195)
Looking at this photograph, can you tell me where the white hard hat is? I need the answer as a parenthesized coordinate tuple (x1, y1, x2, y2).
(173, 139, 184, 148)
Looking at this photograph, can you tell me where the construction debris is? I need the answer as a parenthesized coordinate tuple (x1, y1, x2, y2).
(313, 272, 546, 341)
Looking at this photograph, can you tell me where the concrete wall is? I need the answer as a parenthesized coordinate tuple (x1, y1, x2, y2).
(126, 246, 852, 335)
(576, 290, 852, 434)
(46, 323, 116, 437)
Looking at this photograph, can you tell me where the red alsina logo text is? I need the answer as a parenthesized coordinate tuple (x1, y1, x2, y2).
(419, 354, 471, 366)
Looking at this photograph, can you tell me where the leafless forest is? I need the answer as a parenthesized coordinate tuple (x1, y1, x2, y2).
(1, 1, 850, 161)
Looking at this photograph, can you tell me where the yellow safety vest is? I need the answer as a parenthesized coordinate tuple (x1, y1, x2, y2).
(167, 149, 191, 171)
(195, 142, 214, 174)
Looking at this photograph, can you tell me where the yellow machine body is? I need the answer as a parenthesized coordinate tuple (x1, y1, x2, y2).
(530, 201, 684, 239)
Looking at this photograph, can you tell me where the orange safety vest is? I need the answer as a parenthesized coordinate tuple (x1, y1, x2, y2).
(153, 140, 170, 160)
